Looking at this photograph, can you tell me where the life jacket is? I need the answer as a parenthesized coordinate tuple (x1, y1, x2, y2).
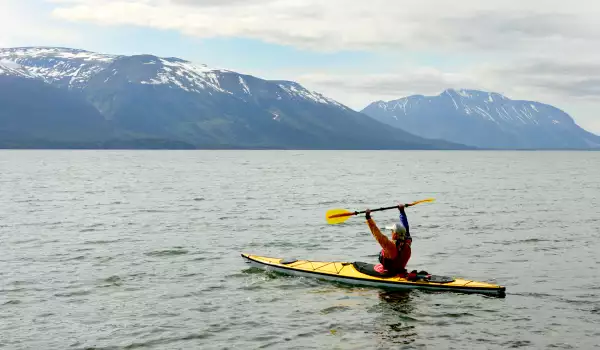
(378, 238, 410, 273)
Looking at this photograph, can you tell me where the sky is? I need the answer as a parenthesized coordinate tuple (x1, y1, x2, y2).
(1, 0, 600, 133)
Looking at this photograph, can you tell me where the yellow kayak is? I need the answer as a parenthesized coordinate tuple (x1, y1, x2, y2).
(241, 253, 506, 297)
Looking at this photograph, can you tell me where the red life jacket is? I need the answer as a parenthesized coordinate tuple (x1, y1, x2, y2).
(378, 238, 412, 273)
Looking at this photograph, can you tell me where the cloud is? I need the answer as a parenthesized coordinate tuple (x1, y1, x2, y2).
(297, 68, 480, 104)
(478, 60, 600, 101)
(48, 0, 600, 54)
(170, 0, 277, 7)
(295, 57, 600, 111)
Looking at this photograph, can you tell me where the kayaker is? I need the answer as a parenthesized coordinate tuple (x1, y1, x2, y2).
(365, 204, 412, 276)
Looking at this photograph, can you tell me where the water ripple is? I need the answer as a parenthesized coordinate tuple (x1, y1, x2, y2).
(1, 150, 599, 350)
(145, 248, 189, 257)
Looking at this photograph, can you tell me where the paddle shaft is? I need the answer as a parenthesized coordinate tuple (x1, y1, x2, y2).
(326, 198, 433, 222)
(352, 204, 408, 216)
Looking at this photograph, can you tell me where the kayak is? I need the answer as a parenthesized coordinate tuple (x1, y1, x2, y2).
(241, 253, 506, 297)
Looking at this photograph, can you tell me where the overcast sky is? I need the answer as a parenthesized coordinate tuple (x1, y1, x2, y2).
(2, 0, 599, 133)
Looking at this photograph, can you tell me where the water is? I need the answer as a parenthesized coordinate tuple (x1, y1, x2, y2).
(1, 150, 599, 349)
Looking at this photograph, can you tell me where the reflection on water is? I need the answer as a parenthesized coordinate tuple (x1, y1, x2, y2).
(369, 291, 419, 346)
(378, 290, 413, 313)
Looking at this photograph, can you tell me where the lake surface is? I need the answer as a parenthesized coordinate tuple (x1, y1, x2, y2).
(1, 150, 599, 349)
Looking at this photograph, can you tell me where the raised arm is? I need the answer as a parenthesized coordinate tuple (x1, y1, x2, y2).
(398, 205, 410, 236)
(365, 210, 397, 258)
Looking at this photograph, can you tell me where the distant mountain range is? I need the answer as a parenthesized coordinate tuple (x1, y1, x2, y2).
(1, 47, 598, 150)
(0, 47, 464, 150)
(361, 89, 600, 149)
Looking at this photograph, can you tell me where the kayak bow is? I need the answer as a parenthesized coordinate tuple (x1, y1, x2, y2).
(241, 253, 506, 297)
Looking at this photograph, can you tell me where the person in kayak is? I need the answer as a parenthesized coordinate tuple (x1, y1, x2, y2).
(365, 204, 412, 276)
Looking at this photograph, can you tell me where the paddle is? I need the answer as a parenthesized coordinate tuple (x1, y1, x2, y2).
(325, 198, 435, 225)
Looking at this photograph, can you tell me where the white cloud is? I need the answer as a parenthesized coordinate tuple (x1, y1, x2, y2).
(294, 68, 480, 107)
(49, 0, 600, 55)
(303, 58, 600, 105)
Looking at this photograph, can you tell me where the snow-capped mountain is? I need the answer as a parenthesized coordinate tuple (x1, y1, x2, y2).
(362, 89, 600, 149)
(0, 47, 345, 108)
(0, 47, 116, 89)
(0, 46, 460, 149)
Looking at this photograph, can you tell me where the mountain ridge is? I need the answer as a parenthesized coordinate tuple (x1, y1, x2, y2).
(362, 88, 600, 149)
(0, 46, 467, 150)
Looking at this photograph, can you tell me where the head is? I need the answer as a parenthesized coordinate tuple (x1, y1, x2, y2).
(387, 222, 406, 241)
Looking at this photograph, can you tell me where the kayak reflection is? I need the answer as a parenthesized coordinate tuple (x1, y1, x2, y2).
(369, 291, 419, 346)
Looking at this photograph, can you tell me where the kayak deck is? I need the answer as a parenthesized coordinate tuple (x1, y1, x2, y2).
(241, 253, 506, 297)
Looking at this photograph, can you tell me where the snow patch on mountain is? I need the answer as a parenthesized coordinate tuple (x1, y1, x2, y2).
(0, 60, 35, 78)
(139, 58, 230, 94)
(0, 47, 117, 88)
(277, 81, 345, 107)
(239, 76, 251, 95)
(0, 47, 116, 62)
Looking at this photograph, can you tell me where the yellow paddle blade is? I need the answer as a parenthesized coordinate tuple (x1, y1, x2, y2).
(326, 209, 355, 224)
(409, 198, 435, 206)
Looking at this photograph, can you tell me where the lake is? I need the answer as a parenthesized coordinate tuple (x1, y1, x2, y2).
(1, 150, 599, 349)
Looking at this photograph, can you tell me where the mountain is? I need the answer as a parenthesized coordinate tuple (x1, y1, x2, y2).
(361, 89, 600, 149)
(0, 47, 465, 150)
(0, 64, 109, 148)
